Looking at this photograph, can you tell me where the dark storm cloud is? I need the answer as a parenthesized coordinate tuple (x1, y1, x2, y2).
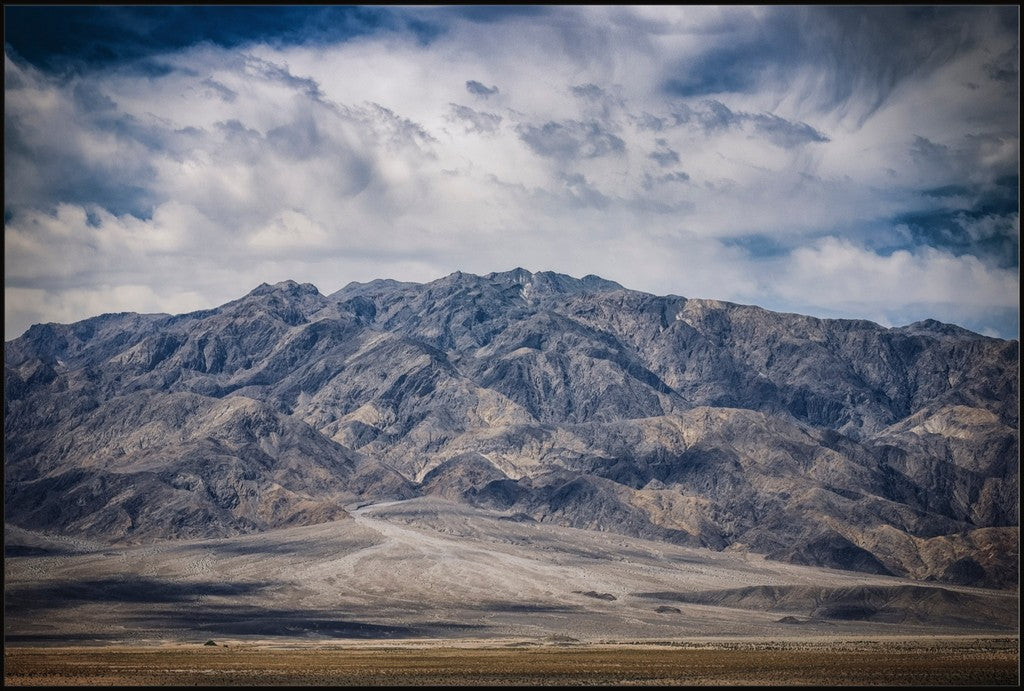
(112, 60, 184, 80)
(5, 73, 165, 217)
(894, 210, 1019, 269)
(517, 120, 625, 160)
(2, 5, 432, 73)
(892, 176, 1020, 269)
(466, 80, 499, 98)
(71, 82, 117, 112)
(664, 46, 774, 98)
(984, 47, 1019, 83)
(722, 234, 790, 258)
(662, 6, 1008, 120)
(2, 143, 158, 221)
(3, 5, 1019, 341)
(661, 7, 796, 98)
(445, 6, 549, 23)
(910, 134, 1018, 185)
(910, 135, 951, 166)
(448, 104, 502, 134)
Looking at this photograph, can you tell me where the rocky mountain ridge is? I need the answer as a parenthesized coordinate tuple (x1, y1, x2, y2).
(4, 269, 1019, 587)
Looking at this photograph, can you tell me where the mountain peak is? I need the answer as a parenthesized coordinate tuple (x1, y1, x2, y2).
(900, 318, 986, 339)
(247, 280, 322, 298)
(482, 268, 624, 295)
(486, 267, 533, 284)
(4, 268, 1018, 590)
(331, 278, 419, 301)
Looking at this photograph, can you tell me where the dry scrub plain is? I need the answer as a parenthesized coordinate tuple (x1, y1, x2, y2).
(4, 639, 1019, 686)
(5, 498, 1020, 685)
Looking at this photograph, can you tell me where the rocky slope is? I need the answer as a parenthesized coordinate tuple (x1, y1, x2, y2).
(4, 269, 1019, 587)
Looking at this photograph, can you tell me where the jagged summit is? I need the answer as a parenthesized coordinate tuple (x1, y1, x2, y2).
(487, 267, 533, 283)
(483, 268, 625, 296)
(4, 270, 1019, 588)
(332, 269, 626, 303)
(331, 278, 419, 300)
(900, 318, 987, 339)
(247, 280, 322, 298)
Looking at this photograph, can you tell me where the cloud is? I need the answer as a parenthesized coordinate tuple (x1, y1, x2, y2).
(648, 139, 680, 167)
(447, 104, 502, 134)
(361, 102, 438, 151)
(3, 6, 1019, 341)
(641, 170, 690, 192)
(248, 209, 331, 253)
(245, 55, 325, 100)
(892, 204, 1019, 269)
(570, 83, 605, 99)
(556, 172, 609, 209)
(984, 47, 1019, 83)
(748, 113, 829, 148)
(721, 234, 788, 258)
(516, 120, 626, 160)
(772, 237, 1019, 335)
(4, 58, 162, 217)
(4, 284, 211, 334)
(684, 100, 830, 148)
(2, 5, 427, 72)
(659, 6, 1013, 124)
(465, 80, 498, 97)
(199, 77, 237, 102)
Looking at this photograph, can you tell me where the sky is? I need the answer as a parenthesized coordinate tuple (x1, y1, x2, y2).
(4, 5, 1020, 340)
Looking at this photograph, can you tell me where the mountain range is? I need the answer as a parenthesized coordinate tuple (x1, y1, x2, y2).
(4, 269, 1019, 588)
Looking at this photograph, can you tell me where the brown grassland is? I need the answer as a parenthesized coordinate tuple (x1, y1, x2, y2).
(4, 638, 1019, 686)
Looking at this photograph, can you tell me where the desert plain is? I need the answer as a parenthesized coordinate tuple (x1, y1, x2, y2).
(5, 498, 1020, 685)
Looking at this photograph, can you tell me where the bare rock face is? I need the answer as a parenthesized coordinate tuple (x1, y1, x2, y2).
(4, 270, 1018, 587)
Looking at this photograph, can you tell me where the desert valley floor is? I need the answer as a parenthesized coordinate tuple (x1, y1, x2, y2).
(5, 498, 1020, 684)
(5, 637, 1019, 686)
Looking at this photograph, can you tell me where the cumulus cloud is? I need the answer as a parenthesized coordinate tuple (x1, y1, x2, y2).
(3, 6, 1019, 341)
(769, 237, 1019, 335)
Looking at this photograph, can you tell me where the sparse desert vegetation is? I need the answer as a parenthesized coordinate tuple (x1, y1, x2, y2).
(5, 638, 1018, 686)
